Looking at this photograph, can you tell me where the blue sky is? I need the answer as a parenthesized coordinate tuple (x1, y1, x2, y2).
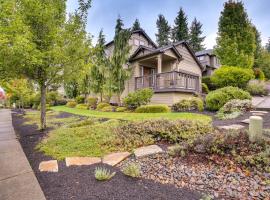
(67, 0, 270, 49)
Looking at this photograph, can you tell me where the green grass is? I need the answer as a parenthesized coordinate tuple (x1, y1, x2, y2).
(51, 105, 212, 122)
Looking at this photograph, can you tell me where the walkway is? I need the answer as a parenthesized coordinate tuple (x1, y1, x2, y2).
(0, 109, 45, 200)
(252, 96, 270, 111)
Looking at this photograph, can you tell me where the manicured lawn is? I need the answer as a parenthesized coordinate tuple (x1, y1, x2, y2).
(51, 106, 212, 122)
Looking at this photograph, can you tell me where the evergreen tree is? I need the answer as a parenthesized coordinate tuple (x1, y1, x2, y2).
(132, 19, 141, 31)
(115, 15, 124, 35)
(215, 0, 256, 68)
(266, 38, 270, 53)
(90, 29, 108, 101)
(155, 14, 171, 47)
(189, 18, 205, 52)
(253, 25, 262, 60)
(172, 7, 189, 42)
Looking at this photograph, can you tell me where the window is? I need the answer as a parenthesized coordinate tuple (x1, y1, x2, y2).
(198, 56, 204, 61)
(139, 41, 145, 46)
(134, 39, 139, 46)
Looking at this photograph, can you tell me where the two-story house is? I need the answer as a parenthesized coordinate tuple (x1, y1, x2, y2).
(195, 49, 220, 76)
(105, 29, 205, 106)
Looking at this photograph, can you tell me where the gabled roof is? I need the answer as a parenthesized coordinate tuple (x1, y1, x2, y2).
(195, 49, 215, 57)
(105, 28, 158, 49)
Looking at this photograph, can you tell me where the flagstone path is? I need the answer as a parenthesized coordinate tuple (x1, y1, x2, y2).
(252, 95, 270, 111)
(0, 109, 45, 200)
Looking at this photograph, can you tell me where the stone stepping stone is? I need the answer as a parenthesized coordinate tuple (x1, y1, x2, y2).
(250, 111, 268, 114)
(134, 145, 163, 158)
(241, 119, 250, 124)
(252, 113, 265, 116)
(39, 160, 58, 172)
(103, 152, 131, 166)
(65, 157, 101, 167)
(217, 124, 245, 130)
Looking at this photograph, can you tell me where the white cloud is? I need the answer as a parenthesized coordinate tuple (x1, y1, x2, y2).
(204, 32, 217, 49)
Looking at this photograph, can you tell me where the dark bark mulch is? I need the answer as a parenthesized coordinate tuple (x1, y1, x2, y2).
(12, 111, 202, 200)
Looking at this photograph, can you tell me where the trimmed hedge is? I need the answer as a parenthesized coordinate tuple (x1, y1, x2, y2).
(75, 96, 85, 104)
(123, 88, 153, 109)
(211, 66, 255, 89)
(116, 107, 128, 112)
(172, 97, 204, 112)
(87, 97, 98, 109)
(205, 86, 251, 111)
(75, 104, 88, 110)
(66, 101, 77, 108)
(135, 104, 170, 113)
(96, 102, 110, 110)
(101, 105, 114, 112)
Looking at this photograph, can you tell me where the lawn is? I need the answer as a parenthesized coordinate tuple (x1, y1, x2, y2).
(51, 105, 212, 122)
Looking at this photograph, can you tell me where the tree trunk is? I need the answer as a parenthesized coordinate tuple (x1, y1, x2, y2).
(40, 83, 47, 130)
(100, 92, 103, 102)
(117, 93, 121, 106)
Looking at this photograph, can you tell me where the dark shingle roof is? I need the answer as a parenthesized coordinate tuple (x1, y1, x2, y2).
(195, 49, 215, 56)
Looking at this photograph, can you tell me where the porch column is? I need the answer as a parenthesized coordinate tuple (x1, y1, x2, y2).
(157, 54, 162, 73)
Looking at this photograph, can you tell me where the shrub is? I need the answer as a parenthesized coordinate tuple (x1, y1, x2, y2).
(56, 99, 67, 106)
(68, 118, 96, 128)
(202, 76, 216, 91)
(37, 104, 51, 111)
(205, 86, 251, 111)
(116, 119, 213, 144)
(116, 107, 128, 112)
(87, 97, 98, 109)
(47, 91, 60, 106)
(96, 102, 110, 111)
(75, 104, 88, 110)
(172, 97, 204, 112)
(202, 83, 209, 94)
(75, 96, 85, 104)
(66, 100, 77, 108)
(95, 167, 116, 181)
(168, 144, 187, 157)
(246, 80, 268, 96)
(211, 66, 255, 89)
(101, 105, 114, 112)
(122, 163, 141, 178)
(135, 104, 170, 113)
(254, 68, 265, 80)
(221, 99, 252, 113)
(123, 88, 153, 109)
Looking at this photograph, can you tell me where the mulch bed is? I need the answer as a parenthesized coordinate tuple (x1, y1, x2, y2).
(12, 110, 202, 200)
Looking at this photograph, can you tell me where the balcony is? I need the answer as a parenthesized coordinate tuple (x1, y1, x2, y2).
(135, 70, 200, 93)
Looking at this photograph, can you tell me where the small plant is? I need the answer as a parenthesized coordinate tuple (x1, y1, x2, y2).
(66, 100, 77, 108)
(122, 163, 141, 178)
(115, 107, 128, 112)
(172, 97, 204, 112)
(96, 102, 110, 110)
(123, 88, 153, 109)
(246, 79, 268, 96)
(95, 167, 116, 181)
(101, 105, 114, 112)
(135, 104, 170, 113)
(75, 104, 88, 110)
(202, 83, 209, 94)
(87, 97, 98, 109)
(168, 144, 187, 157)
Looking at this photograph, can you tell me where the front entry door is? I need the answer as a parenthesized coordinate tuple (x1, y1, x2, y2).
(142, 67, 155, 88)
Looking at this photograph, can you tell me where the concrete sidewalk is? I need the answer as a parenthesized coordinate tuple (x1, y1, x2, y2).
(0, 109, 46, 200)
(252, 96, 270, 111)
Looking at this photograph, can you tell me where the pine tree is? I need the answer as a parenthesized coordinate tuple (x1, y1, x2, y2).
(115, 15, 124, 35)
(252, 25, 262, 60)
(189, 18, 205, 52)
(266, 38, 270, 53)
(155, 14, 171, 47)
(132, 19, 141, 31)
(215, 0, 256, 68)
(172, 7, 189, 42)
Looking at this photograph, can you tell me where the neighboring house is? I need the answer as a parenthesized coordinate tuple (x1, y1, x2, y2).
(195, 49, 220, 76)
(105, 29, 204, 106)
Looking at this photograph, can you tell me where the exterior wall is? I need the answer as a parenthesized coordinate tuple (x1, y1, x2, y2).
(150, 92, 194, 106)
(162, 60, 173, 72)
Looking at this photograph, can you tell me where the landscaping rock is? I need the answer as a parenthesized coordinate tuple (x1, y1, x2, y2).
(65, 157, 101, 167)
(217, 124, 245, 130)
(249, 116, 263, 143)
(39, 160, 58, 172)
(134, 145, 163, 158)
(103, 152, 131, 166)
(241, 119, 250, 124)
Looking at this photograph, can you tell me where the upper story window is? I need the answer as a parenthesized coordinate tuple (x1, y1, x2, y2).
(140, 41, 145, 46)
(198, 56, 204, 61)
(134, 39, 139, 46)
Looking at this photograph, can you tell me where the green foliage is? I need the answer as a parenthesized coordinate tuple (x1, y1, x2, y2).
(47, 91, 60, 106)
(205, 86, 251, 111)
(101, 105, 114, 112)
(247, 80, 268, 96)
(156, 14, 171, 47)
(135, 104, 170, 113)
(168, 144, 187, 157)
(75, 96, 85, 104)
(68, 118, 96, 128)
(115, 107, 128, 112)
(202, 76, 216, 91)
(96, 102, 110, 110)
(64, 80, 79, 99)
(172, 8, 188, 42)
(172, 97, 204, 112)
(75, 104, 88, 110)
(123, 88, 153, 109)
(189, 18, 205, 52)
(37, 104, 51, 111)
(87, 97, 98, 109)
(253, 68, 265, 80)
(211, 66, 255, 89)
(202, 83, 209, 94)
(95, 167, 116, 181)
(256, 50, 270, 79)
(215, 1, 256, 68)
(132, 19, 141, 31)
(122, 163, 141, 178)
(66, 101, 77, 108)
(117, 119, 213, 144)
